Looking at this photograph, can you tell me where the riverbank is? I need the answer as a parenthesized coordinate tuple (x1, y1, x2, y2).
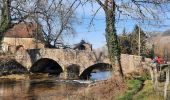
(69, 77, 147, 100)
(70, 76, 126, 100)
(133, 80, 164, 100)
(0, 74, 158, 100)
(0, 69, 164, 100)
(0, 74, 29, 80)
(0, 73, 51, 80)
(68, 68, 153, 100)
(117, 79, 143, 100)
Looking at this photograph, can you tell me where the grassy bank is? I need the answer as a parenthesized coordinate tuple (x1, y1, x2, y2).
(117, 79, 164, 100)
(117, 79, 143, 100)
(133, 80, 164, 100)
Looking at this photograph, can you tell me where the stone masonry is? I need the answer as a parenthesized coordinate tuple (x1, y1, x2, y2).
(14, 48, 150, 76)
(15, 48, 110, 75)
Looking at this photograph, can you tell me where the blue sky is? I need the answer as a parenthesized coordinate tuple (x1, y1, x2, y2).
(64, 2, 170, 49)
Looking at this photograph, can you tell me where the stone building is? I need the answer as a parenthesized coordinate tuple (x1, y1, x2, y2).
(73, 40, 92, 51)
(0, 22, 45, 53)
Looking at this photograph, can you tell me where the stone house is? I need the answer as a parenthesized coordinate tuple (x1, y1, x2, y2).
(73, 40, 92, 51)
(1, 22, 45, 53)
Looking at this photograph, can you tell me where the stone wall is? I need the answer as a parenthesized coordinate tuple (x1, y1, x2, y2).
(120, 54, 151, 74)
(1, 37, 44, 52)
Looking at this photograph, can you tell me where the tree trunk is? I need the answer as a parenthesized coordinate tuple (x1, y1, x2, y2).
(104, 0, 124, 79)
(0, 0, 11, 43)
(0, 0, 11, 31)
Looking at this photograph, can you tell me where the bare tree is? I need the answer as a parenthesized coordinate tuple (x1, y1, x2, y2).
(0, 0, 79, 47)
(34, 0, 79, 47)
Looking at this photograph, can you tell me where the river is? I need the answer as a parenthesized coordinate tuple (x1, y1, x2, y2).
(0, 71, 112, 100)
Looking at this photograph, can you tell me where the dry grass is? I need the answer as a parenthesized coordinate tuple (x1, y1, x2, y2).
(69, 68, 150, 100)
(70, 77, 126, 100)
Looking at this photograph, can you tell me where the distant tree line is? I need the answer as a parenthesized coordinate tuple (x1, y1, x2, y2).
(119, 25, 154, 59)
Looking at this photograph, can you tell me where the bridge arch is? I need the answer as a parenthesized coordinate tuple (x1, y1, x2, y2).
(0, 59, 28, 75)
(30, 58, 63, 75)
(79, 63, 112, 79)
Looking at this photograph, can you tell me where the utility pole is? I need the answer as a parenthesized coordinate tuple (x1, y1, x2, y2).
(138, 25, 141, 56)
(35, 0, 39, 49)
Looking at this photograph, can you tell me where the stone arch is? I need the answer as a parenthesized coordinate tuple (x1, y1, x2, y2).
(30, 58, 63, 75)
(0, 59, 28, 75)
(79, 63, 112, 79)
(66, 64, 80, 79)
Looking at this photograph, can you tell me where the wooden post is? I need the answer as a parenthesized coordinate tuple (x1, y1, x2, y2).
(150, 63, 158, 90)
(150, 65, 154, 84)
(154, 66, 158, 90)
(138, 25, 141, 56)
(164, 68, 169, 99)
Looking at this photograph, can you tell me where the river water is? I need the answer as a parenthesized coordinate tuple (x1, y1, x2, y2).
(0, 71, 112, 100)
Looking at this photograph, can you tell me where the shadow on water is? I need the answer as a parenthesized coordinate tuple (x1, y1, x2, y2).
(28, 80, 88, 100)
(27, 79, 57, 100)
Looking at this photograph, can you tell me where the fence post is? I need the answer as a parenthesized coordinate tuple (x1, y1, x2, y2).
(150, 65, 154, 84)
(153, 65, 158, 90)
(164, 67, 169, 99)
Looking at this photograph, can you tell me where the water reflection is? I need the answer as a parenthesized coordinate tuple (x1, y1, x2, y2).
(0, 78, 86, 100)
(90, 71, 112, 81)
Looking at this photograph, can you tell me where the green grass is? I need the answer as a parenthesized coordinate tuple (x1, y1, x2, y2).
(133, 80, 164, 100)
(117, 79, 164, 100)
(117, 79, 143, 100)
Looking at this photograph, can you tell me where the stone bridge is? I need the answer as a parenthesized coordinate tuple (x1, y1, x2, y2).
(14, 48, 111, 78)
(14, 48, 149, 79)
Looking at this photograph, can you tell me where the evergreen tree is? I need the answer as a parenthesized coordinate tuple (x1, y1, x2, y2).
(130, 25, 147, 55)
(119, 28, 131, 54)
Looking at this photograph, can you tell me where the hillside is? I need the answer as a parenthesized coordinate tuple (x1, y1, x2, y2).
(148, 29, 170, 61)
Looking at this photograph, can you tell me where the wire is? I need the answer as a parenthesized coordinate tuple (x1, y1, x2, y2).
(80, 17, 170, 21)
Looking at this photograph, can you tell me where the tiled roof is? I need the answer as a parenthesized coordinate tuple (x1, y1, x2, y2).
(4, 23, 37, 38)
